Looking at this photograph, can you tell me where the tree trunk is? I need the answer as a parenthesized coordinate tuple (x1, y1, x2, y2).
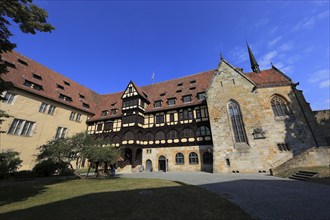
(104, 162, 108, 175)
(95, 161, 100, 177)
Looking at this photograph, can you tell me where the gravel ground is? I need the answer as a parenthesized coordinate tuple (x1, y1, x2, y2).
(119, 171, 330, 220)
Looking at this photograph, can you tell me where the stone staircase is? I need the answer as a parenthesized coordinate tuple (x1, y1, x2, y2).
(289, 171, 319, 181)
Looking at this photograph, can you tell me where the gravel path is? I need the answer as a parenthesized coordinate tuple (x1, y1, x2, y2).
(119, 172, 330, 220)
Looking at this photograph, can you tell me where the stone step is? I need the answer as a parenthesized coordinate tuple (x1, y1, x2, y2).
(289, 170, 319, 181)
(297, 171, 318, 176)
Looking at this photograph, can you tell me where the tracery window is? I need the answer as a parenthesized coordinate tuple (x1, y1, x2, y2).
(271, 95, 289, 117)
(227, 100, 247, 143)
(144, 132, 154, 141)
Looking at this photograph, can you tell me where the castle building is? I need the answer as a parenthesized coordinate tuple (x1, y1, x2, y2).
(0, 46, 327, 172)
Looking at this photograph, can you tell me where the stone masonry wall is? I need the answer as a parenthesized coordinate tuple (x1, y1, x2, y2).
(207, 60, 317, 173)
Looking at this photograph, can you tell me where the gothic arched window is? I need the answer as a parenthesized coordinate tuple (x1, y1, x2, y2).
(227, 100, 247, 143)
(271, 95, 289, 117)
(123, 131, 134, 140)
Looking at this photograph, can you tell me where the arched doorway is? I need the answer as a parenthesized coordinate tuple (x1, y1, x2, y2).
(146, 159, 152, 172)
(158, 156, 166, 172)
(124, 148, 132, 164)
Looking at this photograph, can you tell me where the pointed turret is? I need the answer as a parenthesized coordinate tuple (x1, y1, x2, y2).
(247, 42, 260, 73)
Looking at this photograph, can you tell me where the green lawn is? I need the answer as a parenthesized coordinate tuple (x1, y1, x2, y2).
(0, 177, 251, 220)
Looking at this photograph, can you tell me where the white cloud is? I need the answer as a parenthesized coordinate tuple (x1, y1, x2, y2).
(279, 43, 293, 51)
(268, 36, 282, 47)
(292, 10, 329, 32)
(229, 46, 249, 64)
(259, 50, 278, 68)
(270, 26, 279, 35)
(255, 18, 269, 28)
(319, 80, 330, 88)
(308, 69, 329, 83)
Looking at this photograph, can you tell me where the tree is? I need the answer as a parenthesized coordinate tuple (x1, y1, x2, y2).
(0, 150, 22, 178)
(0, 0, 55, 127)
(35, 132, 121, 178)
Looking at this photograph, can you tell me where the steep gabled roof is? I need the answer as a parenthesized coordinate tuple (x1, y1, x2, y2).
(245, 68, 292, 87)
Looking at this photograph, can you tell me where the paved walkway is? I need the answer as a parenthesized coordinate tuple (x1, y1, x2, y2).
(119, 172, 330, 220)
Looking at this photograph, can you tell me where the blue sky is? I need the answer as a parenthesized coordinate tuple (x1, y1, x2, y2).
(9, 1, 329, 110)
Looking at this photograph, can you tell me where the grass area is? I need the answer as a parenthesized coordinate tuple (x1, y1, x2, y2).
(0, 177, 251, 220)
(276, 166, 330, 185)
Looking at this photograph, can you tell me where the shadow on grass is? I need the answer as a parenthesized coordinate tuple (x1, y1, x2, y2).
(0, 176, 75, 206)
(0, 180, 250, 220)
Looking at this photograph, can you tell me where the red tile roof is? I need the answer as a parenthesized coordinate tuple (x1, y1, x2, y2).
(2, 51, 292, 123)
(1, 51, 99, 113)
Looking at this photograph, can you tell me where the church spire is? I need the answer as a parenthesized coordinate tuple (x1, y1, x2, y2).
(247, 42, 260, 73)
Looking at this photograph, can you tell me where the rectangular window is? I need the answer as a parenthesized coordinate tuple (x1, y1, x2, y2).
(33, 73, 42, 80)
(155, 114, 165, 124)
(69, 112, 76, 121)
(101, 110, 108, 116)
(59, 93, 72, 102)
(23, 80, 43, 91)
(17, 58, 28, 66)
(169, 113, 175, 122)
(64, 81, 70, 86)
(48, 105, 56, 115)
(39, 102, 48, 113)
(96, 123, 103, 131)
(123, 114, 136, 124)
(8, 118, 35, 136)
(76, 114, 81, 122)
(110, 109, 117, 115)
(104, 121, 113, 131)
(56, 84, 64, 90)
(197, 92, 206, 101)
(55, 127, 68, 139)
(183, 95, 192, 103)
(154, 100, 162, 108)
(168, 98, 176, 106)
(277, 143, 291, 151)
(79, 93, 85, 99)
(179, 109, 193, 120)
(2, 92, 15, 104)
(82, 103, 90, 109)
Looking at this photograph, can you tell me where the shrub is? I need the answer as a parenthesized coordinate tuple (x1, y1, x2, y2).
(33, 160, 73, 177)
(13, 170, 38, 179)
(0, 150, 22, 179)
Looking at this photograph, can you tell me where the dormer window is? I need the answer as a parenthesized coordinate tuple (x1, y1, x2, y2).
(33, 73, 42, 80)
(82, 102, 90, 109)
(57, 84, 64, 90)
(110, 109, 117, 115)
(154, 100, 162, 108)
(176, 89, 182, 93)
(59, 93, 72, 102)
(197, 92, 206, 101)
(128, 87, 133, 93)
(168, 98, 176, 106)
(111, 102, 117, 106)
(190, 80, 196, 84)
(189, 87, 196, 90)
(79, 94, 85, 99)
(64, 81, 70, 86)
(160, 92, 166, 96)
(101, 110, 108, 116)
(183, 95, 192, 103)
(17, 58, 28, 66)
(23, 80, 43, 91)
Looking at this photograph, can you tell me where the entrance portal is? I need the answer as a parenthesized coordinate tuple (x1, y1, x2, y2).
(158, 156, 166, 172)
(146, 159, 152, 172)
